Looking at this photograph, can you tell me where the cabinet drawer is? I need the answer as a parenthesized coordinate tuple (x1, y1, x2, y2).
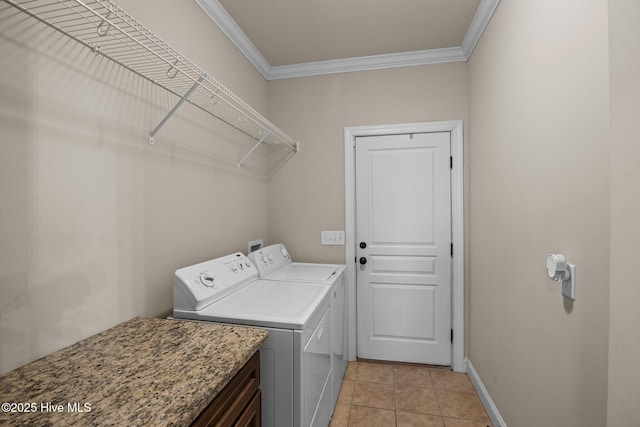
(191, 351, 260, 427)
(234, 389, 261, 427)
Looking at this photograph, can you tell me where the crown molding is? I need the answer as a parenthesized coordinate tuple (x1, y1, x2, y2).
(194, 0, 500, 80)
(461, 0, 501, 58)
(268, 47, 466, 80)
(194, 0, 272, 78)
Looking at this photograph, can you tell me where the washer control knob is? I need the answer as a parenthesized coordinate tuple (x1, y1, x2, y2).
(280, 247, 289, 258)
(199, 274, 216, 287)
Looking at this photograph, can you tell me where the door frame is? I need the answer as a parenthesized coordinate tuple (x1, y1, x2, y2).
(344, 120, 465, 372)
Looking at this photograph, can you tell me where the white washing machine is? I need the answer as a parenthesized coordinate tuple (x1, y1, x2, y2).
(173, 252, 333, 427)
(248, 244, 348, 414)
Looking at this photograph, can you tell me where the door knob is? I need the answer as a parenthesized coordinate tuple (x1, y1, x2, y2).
(359, 242, 367, 249)
(359, 257, 367, 265)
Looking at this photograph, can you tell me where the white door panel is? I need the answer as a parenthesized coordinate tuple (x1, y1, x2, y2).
(372, 284, 436, 339)
(369, 147, 436, 244)
(356, 132, 451, 365)
(371, 255, 436, 274)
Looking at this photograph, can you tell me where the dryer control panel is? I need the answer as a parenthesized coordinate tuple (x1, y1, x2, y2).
(174, 252, 257, 311)
(248, 243, 292, 278)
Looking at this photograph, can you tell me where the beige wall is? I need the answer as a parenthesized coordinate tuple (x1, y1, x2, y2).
(266, 63, 469, 264)
(468, 1, 610, 426)
(266, 63, 470, 365)
(0, 0, 272, 373)
(4, 1, 640, 423)
(607, 0, 640, 425)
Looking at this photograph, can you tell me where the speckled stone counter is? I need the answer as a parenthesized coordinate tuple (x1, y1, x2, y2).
(0, 317, 268, 426)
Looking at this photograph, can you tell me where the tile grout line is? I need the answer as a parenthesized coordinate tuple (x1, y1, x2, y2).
(333, 360, 492, 427)
(429, 366, 446, 423)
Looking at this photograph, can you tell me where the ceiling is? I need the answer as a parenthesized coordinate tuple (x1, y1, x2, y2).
(194, 0, 500, 80)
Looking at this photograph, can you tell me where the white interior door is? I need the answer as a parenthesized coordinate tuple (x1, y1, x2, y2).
(355, 132, 451, 365)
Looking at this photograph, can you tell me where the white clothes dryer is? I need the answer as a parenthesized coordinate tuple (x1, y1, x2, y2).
(173, 252, 333, 427)
(248, 244, 348, 413)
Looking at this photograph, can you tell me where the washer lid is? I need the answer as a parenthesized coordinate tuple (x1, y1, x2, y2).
(268, 263, 345, 283)
(176, 279, 330, 329)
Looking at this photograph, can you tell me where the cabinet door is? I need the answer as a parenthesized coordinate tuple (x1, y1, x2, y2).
(191, 352, 260, 427)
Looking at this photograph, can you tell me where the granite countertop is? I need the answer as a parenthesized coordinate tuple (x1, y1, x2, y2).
(0, 317, 268, 426)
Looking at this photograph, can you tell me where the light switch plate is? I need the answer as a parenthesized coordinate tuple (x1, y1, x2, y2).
(321, 230, 345, 245)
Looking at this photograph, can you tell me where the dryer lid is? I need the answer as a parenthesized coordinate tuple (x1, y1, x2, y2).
(268, 263, 341, 282)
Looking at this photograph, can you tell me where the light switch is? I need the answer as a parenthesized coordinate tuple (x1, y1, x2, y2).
(321, 230, 345, 245)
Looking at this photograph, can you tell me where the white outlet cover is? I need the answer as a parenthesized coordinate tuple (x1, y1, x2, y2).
(562, 264, 576, 300)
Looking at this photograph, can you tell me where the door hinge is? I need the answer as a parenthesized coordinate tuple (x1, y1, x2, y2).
(450, 243, 453, 257)
(451, 329, 454, 343)
(450, 156, 453, 169)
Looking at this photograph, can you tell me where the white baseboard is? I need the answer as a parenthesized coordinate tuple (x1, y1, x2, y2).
(466, 358, 508, 427)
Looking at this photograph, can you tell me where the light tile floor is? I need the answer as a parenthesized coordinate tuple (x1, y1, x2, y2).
(329, 360, 492, 427)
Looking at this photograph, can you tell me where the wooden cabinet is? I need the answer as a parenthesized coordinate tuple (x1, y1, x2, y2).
(191, 351, 261, 427)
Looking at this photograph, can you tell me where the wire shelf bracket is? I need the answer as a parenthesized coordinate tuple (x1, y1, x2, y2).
(238, 130, 270, 167)
(149, 75, 205, 145)
(3, 0, 299, 164)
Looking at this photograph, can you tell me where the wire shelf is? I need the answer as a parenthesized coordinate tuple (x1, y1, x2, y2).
(3, 0, 299, 160)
